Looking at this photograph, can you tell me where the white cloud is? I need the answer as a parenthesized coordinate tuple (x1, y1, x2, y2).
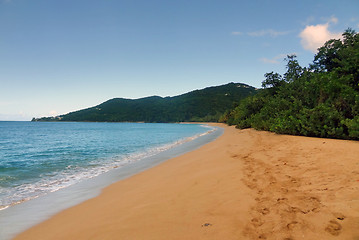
(329, 16, 338, 24)
(248, 29, 289, 37)
(231, 29, 289, 38)
(260, 57, 280, 64)
(260, 53, 295, 64)
(319, 16, 338, 25)
(302, 16, 316, 26)
(299, 19, 342, 53)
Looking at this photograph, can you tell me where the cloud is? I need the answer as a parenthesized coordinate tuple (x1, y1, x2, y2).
(299, 19, 342, 53)
(260, 53, 295, 64)
(231, 31, 243, 36)
(248, 29, 290, 37)
(320, 16, 338, 24)
(260, 57, 280, 64)
(301, 16, 316, 26)
(328, 16, 338, 24)
(231, 29, 289, 38)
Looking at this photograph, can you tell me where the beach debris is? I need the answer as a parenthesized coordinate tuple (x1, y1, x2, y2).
(202, 223, 212, 227)
(334, 213, 345, 221)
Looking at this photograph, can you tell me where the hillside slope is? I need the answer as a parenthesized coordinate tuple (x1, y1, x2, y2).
(32, 83, 256, 122)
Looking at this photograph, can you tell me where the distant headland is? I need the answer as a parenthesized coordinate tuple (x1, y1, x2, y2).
(32, 82, 257, 123)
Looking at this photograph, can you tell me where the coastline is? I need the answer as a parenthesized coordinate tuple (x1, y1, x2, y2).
(0, 123, 222, 240)
(13, 124, 359, 239)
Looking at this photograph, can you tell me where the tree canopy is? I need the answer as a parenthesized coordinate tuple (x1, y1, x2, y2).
(221, 29, 359, 140)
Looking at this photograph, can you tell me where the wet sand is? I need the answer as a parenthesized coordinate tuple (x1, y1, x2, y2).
(14, 124, 359, 239)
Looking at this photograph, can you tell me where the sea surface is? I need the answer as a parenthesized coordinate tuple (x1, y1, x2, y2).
(0, 121, 214, 211)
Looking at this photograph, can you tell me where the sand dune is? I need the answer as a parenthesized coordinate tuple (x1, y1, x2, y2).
(15, 124, 359, 239)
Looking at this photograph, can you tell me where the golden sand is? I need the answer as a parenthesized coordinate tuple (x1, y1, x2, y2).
(15, 124, 359, 239)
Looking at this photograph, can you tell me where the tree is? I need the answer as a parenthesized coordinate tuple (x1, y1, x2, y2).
(227, 29, 359, 140)
(283, 54, 304, 82)
(262, 72, 283, 89)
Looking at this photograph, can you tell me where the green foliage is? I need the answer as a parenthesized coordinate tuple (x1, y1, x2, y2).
(33, 83, 256, 123)
(297, 104, 345, 138)
(262, 72, 284, 89)
(343, 117, 359, 138)
(223, 29, 359, 140)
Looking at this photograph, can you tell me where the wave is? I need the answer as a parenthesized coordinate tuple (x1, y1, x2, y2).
(0, 125, 217, 210)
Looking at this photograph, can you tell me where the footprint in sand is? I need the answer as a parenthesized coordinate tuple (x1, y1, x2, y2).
(276, 197, 288, 202)
(251, 217, 264, 227)
(286, 221, 299, 230)
(258, 207, 270, 215)
(325, 220, 342, 236)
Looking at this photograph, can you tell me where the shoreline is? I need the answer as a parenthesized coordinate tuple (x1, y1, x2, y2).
(12, 125, 359, 239)
(0, 123, 223, 240)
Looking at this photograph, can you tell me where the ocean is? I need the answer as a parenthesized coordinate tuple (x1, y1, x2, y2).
(0, 121, 223, 239)
(0, 121, 216, 211)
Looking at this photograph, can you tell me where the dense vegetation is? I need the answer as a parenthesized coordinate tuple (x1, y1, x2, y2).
(220, 29, 359, 140)
(33, 83, 256, 123)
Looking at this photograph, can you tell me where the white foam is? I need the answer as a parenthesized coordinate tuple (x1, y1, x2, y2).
(0, 125, 223, 240)
(0, 125, 216, 211)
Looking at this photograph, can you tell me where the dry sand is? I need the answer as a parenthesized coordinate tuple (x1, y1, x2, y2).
(14, 124, 359, 240)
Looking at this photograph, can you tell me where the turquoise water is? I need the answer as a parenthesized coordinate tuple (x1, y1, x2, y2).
(0, 122, 213, 210)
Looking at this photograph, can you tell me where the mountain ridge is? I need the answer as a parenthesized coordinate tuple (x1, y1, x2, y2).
(32, 82, 257, 123)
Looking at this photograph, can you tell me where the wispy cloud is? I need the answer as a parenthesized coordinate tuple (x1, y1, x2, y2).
(349, 17, 359, 28)
(247, 29, 290, 37)
(231, 31, 243, 36)
(260, 57, 280, 64)
(301, 16, 316, 26)
(323, 16, 338, 24)
(231, 29, 290, 38)
(260, 53, 295, 64)
(299, 17, 341, 53)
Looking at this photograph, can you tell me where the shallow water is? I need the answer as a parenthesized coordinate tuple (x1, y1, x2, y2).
(0, 122, 213, 210)
(0, 122, 222, 240)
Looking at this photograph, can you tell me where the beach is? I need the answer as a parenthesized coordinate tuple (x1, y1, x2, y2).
(14, 124, 359, 240)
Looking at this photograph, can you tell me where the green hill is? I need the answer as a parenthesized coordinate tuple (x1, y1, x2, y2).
(32, 82, 256, 122)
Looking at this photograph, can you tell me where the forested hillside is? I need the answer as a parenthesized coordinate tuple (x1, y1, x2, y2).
(33, 83, 256, 123)
(221, 29, 359, 140)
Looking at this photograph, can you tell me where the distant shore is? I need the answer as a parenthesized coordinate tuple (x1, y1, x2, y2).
(14, 124, 359, 239)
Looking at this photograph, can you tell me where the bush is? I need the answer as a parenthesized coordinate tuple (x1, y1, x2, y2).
(226, 29, 359, 140)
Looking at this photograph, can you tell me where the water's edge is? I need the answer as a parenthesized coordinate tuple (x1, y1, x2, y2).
(0, 125, 223, 240)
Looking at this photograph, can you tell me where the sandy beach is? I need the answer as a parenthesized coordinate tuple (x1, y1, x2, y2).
(14, 124, 359, 240)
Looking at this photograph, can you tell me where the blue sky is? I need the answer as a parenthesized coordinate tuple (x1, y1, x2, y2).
(1, 0, 358, 120)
